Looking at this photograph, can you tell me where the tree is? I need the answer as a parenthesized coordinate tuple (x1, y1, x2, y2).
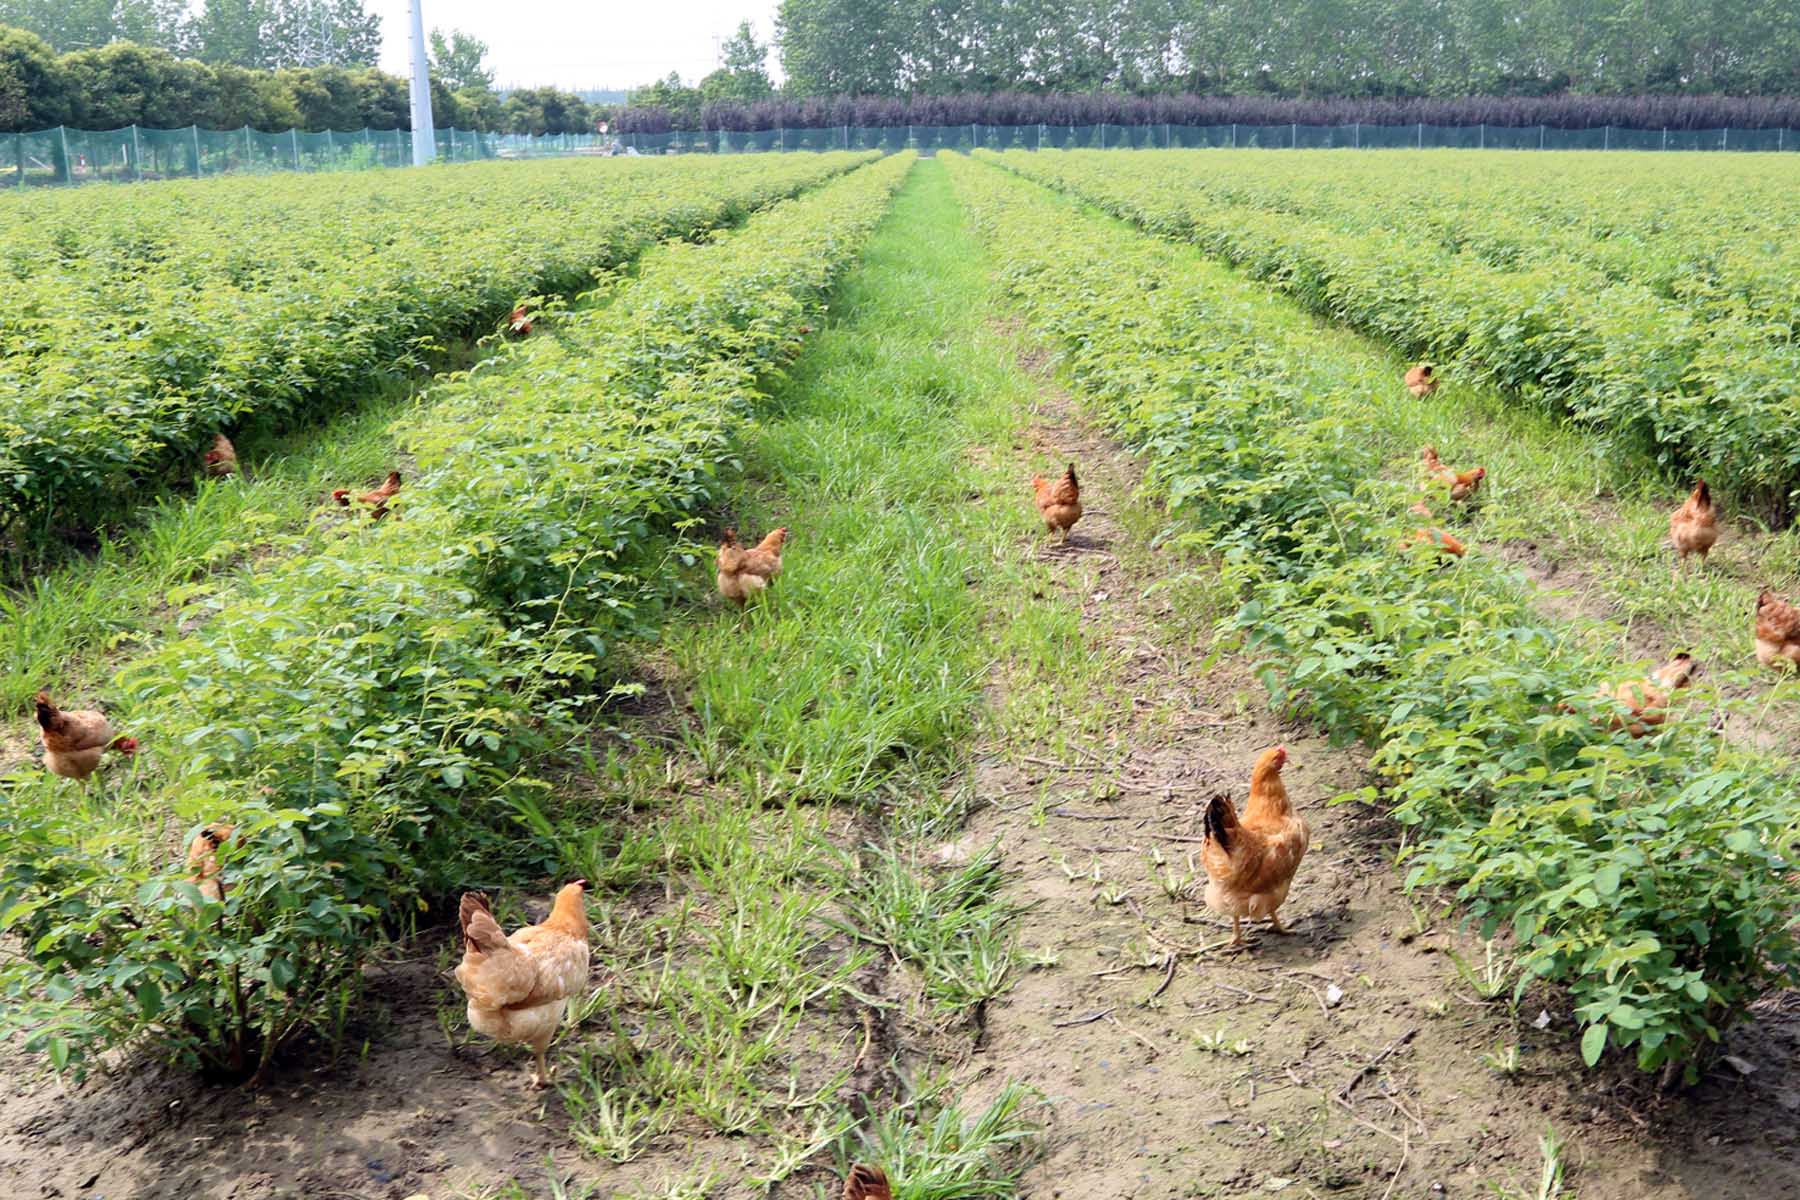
(0, 0, 187, 53)
(0, 24, 69, 129)
(190, 0, 378, 69)
(700, 20, 775, 103)
(429, 28, 493, 93)
(776, 0, 908, 94)
(627, 71, 703, 127)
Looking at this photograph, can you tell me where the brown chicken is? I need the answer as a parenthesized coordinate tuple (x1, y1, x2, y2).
(1421, 446, 1485, 502)
(716, 527, 788, 605)
(1755, 589, 1800, 671)
(1404, 363, 1438, 396)
(203, 433, 238, 478)
(33, 692, 137, 783)
(455, 882, 591, 1087)
(333, 470, 402, 520)
(844, 1164, 892, 1200)
(1032, 462, 1082, 544)
(1401, 502, 1467, 558)
(1199, 746, 1310, 946)
(1595, 654, 1698, 736)
(1668, 481, 1720, 565)
(507, 304, 534, 337)
(185, 823, 237, 902)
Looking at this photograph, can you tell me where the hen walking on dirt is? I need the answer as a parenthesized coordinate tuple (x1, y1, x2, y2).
(1198, 746, 1310, 946)
(716, 527, 788, 605)
(454, 881, 591, 1088)
(33, 691, 137, 785)
(1032, 462, 1082, 544)
(1668, 481, 1720, 567)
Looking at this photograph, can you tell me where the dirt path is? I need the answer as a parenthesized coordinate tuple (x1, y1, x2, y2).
(951, 338, 1800, 1200)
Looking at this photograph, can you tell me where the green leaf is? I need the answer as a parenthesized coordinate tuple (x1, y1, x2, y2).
(1581, 1023, 1608, 1066)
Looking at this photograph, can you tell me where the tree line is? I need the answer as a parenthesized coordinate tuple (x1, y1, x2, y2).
(0, 23, 597, 134)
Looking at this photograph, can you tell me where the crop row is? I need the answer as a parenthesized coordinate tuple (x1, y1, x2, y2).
(944, 153, 1798, 1080)
(0, 153, 915, 1079)
(0, 153, 874, 553)
(990, 150, 1800, 523)
(1098, 150, 1800, 323)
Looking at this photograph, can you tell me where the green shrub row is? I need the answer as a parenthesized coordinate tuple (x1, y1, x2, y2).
(1105, 150, 1800, 328)
(0, 152, 915, 1080)
(946, 153, 1799, 1081)
(990, 149, 1800, 523)
(0, 153, 873, 551)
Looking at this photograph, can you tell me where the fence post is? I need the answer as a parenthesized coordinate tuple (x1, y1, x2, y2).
(1479, 122, 1484, 150)
(973, 122, 979, 148)
(1603, 125, 1610, 151)
(1231, 122, 1237, 149)
(1416, 121, 1423, 149)
(1722, 127, 1729, 150)
(1539, 124, 1545, 150)
(291, 127, 300, 169)
(130, 124, 142, 181)
(1354, 121, 1360, 149)
(1038, 122, 1044, 151)
(779, 125, 785, 152)
(1662, 127, 1667, 151)
(191, 125, 202, 177)
(59, 124, 72, 184)
(1165, 121, 1171, 148)
(1781, 127, 1787, 152)
(1292, 121, 1298, 149)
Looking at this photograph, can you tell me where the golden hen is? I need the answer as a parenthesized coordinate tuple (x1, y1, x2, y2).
(1032, 462, 1082, 544)
(455, 882, 591, 1087)
(1668, 481, 1720, 566)
(34, 692, 136, 783)
(716, 527, 787, 606)
(843, 1164, 892, 1200)
(1421, 446, 1485, 503)
(1404, 363, 1438, 396)
(333, 470, 403, 520)
(1595, 653, 1698, 737)
(203, 433, 238, 478)
(185, 823, 237, 902)
(1755, 589, 1800, 672)
(1199, 746, 1309, 946)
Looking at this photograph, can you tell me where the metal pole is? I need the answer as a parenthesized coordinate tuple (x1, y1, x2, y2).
(14, 131, 21, 188)
(192, 125, 202, 176)
(1722, 127, 1729, 150)
(1354, 121, 1359, 149)
(406, 0, 436, 164)
(1662, 127, 1667, 151)
(60, 125, 71, 184)
(1038, 122, 1043, 151)
(1165, 121, 1171, 148)
(1479, 122, 1484, 150)
(292, 127, 300, 169)
(1292, 121, 1297, 149)
(1782, 127, 1787, 152)
(1417, 121, 1423, 149)
(131, 124, 141, 181)
(1539, 124, 1545, 150)
(1231, 122, 1237, 149)
(1603, 125, 1610, 151)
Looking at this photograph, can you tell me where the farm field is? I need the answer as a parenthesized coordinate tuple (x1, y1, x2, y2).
(1, 151, 1797, 1200)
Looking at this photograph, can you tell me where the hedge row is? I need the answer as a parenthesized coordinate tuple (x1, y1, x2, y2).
(0, 152, 914, 1079)
(993, 149, 1800, 523)
(949, 152, 1798, 1080)
(0, 153, 869, 552)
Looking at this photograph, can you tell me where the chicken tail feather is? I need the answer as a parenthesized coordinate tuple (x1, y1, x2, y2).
(459, 892, 496, 952)
(844, 1163, 892, 1200)
(1203, 794, 1235, 854)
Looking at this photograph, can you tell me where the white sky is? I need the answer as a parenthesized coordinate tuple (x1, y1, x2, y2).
(368, 0, 783, 90)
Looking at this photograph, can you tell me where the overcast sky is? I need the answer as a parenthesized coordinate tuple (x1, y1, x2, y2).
(368, 0, 782, 90)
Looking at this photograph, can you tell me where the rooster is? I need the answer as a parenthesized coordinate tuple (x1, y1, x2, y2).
(1668, 481, 1720, 566)
(455, 882, 592, 1088)
(1199, 747, 1309, 946)
(1421, 446, 1485, 502)
(1032, 462, 1082, 544)
(507, 304, 534, 338)
(1404, 363, 1438, 396)
(1754, 589, 1800, 672)
(844, 1164, 892, 1200)
(203, 433, 238, 478)
(716, 527, 788, 606)
(33, 692, 137, 784)
(333, 470, 402, 520)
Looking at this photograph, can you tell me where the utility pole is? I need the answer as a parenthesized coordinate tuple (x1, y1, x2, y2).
(407, 0, 436, 164)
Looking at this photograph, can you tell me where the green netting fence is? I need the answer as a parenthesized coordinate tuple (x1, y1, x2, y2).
(620, 123, 1798, 155)
(11, 121, 1796, 186)
(7, 125, 608, 187)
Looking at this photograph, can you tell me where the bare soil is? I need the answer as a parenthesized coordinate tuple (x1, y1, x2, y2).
(946, 344, 1800, 1200)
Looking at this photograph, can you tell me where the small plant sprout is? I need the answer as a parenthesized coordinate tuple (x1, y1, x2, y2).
(1192, 1027, 1253, 1056)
